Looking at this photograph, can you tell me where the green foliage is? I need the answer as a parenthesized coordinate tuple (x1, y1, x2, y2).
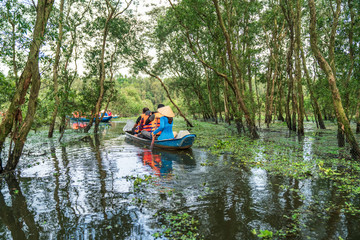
(0, 0, 35, 76)
(153, 212, 202, 240)
(126, 175, 153, 191)
(0, 72, 15, 109)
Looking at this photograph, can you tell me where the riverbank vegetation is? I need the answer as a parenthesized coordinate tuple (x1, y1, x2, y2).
(0, 0, 360, 172)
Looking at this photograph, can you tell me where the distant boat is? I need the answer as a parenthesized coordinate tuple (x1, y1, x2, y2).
(124, 131, 196, 150)
(70, 116, 113, 122)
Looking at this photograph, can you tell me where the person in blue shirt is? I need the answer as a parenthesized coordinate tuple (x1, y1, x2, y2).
(152, 106, 175, 140)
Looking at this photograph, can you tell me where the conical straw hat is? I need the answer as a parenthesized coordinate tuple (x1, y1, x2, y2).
(157, 106, 175, 117)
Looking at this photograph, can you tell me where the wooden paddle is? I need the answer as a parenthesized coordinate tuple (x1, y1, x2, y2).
(150, 117, 159, 150)
(150, 133, 155, 150)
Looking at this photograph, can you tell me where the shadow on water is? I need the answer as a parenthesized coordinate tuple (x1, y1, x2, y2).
(0, 121, 360, 239)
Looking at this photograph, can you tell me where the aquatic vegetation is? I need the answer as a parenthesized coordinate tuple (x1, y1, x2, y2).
(186, 120, 360, 218)
(125, 175, 153, 191)
(152, 212, 202, 240)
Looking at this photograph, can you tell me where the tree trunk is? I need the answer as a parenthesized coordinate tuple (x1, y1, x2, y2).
(343, 0, 354, 117)
(265, 53, 273, 127)
(224, 80, 230, 125)
(0, 0, 54, 173)
(277, 72, 285, 121)
(356, 94, 360, 133)
(48, 0, 65, 138)
(295, 0, 304, 136)
(309, 0, 360, 160)
(6, 47, 43, 171)
(254, 69, 261, 128)
(213, 0, 258, 139)
(300, 45, 326, 129)
(285, 39, 294, 130)
(204, 66, 218, 124)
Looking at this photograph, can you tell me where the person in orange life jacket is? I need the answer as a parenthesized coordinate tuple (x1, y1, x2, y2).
(72, 111, 80, 118)
(152, 106, 175, 140)
(140, 104, 165, 139)
(145, 104, 165, 127)
(132, 107, 149, 134)
(136, 110, 153, 138)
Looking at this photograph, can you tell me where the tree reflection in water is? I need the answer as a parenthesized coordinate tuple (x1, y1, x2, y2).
(1, 121, 358, 239)
(0, 175, 39, 240)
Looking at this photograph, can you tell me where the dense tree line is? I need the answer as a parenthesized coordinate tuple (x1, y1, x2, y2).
(0, 0, 359, 172)
(148, 0, 360, 158)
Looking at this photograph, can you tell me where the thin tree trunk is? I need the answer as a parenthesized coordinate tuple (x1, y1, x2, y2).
(255, 68, 261, 128)
(327, 0, 345, 147)
(48, 0, 65, 138)
(224, 80, 230, 125)
(343, 0, 354, 116)
(92, 13, 112, 134)
(355, 89, 360, 133)
(59, 29, 78, 141)
(356, 96, 360, 133)
(265, 53, 273, 127)
(277, 72, 285, 121)
(285, 41, 293, 130)
(295, 0, 304, 135)
(300, 45, 326, 129)
(213, 0, 258, 139)
(265, 19, 280, 128)
(309, 0, 360, 160)
(0, 0, 54, 173)
(85, 0, 132, 134)
(204, 66, 218, 124)
(282, 1, 297, 132)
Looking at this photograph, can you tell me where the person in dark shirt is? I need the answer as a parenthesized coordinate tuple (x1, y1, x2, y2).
(132, 107, 149, 134)
(145, 104, 165, 126)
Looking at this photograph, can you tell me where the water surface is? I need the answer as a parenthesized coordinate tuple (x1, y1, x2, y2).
(0, 121, 359, 239)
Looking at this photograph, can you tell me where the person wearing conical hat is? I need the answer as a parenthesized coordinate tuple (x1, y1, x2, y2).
(145, 104, 165, 126)
(152, 106, 175, 140)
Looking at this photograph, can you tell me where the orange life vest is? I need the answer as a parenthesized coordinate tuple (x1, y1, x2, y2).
(73, 111, 80, 118)
(134, 113, 145, 133)
(151, 112, 162, 135)
(141, 114, 152, 132)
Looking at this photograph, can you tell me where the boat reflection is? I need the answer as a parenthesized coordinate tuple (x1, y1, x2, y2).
(72, 122, 88, 129)
(71, 122, 112, 130)
(138, 149, 195, 178)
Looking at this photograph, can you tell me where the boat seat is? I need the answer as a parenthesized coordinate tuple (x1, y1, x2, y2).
(175, 130, 191, 139)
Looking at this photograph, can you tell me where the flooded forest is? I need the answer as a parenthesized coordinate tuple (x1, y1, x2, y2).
(1, 0, 360, 239)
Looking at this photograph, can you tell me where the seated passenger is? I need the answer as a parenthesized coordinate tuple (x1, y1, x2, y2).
(152, 106, 175, 140)
(132, 107, 149, 134)
(145, 104, 165, 127)
(137, 111, 153, 138)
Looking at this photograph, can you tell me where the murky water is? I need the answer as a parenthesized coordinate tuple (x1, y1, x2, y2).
(0, 121, 360, 239)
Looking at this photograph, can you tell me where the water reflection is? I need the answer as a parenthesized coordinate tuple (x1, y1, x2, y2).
(138, 149, 195, 178)
(72, 122, 87, 129)
(0, 175, 39, 240)
(0, 122, 360, 239)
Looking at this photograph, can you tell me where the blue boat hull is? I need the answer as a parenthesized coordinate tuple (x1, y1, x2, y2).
(70, 116, 113, 122)
(124, 132, 196, 150)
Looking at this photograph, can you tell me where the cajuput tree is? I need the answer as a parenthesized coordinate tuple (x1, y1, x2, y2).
(0, 0, 55, 173)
